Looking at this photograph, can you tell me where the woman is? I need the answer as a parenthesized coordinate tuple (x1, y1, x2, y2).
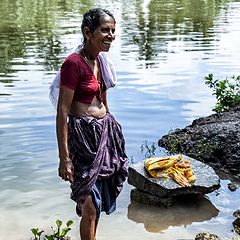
(56, 8, 128, 240)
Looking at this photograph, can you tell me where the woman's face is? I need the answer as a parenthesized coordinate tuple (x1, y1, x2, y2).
(89, 15, 116, 52)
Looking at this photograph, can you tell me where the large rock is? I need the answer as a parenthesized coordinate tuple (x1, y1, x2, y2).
(128, 155, 220, 200)
(158, 105, 240, 177)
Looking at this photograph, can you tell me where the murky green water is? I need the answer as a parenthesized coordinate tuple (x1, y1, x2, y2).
(0, 0, 240, 239)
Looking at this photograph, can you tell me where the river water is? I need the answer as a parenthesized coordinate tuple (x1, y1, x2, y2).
(0, 0, 240, 239)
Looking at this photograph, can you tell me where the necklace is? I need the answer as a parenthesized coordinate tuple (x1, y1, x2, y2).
(81, 49, 95, 68)
(80, 49, 103, 98)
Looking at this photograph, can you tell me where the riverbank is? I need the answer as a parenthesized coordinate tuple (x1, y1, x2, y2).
(158, 105, 240, 239)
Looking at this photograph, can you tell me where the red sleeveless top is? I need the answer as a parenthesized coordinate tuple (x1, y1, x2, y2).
(60, 53, 105, 104)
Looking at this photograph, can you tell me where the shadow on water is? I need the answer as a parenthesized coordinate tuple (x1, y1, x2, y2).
(128, 194, 219, 233)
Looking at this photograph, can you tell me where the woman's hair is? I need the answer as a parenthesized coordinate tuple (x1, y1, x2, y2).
(81, 8, 115, 34)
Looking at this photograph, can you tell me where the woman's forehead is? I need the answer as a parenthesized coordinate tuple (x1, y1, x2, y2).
(98, 15, 115, 26)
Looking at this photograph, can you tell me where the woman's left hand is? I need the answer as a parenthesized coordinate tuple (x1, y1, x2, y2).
(58, 157, 74, 183)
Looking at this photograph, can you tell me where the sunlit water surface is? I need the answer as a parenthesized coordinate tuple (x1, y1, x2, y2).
(0, 0, 240, 239)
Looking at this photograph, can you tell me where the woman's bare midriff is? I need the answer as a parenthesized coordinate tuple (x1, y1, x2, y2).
(69, 96, 107, 119)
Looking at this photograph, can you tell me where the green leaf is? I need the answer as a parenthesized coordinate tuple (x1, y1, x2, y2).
(56, 219, 62, 228)
(61, 227, 71, 237)
(37, 230, 44, 236)
(31, 228, 38, 236)
(44, 235, 54, 240)
(205, 73, 240, 112)
(61, 228, 67, 237)
(66, 220, 74, 227)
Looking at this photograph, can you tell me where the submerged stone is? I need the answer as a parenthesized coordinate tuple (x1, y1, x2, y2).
(195, 232, 220, 240)
(128, 155, 220, 200)
(233, 209, 240, 219)
(233, 218, 240, 235)
(233, 209, 240, 235)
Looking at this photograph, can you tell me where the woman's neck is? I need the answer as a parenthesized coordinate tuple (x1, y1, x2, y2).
(81, 45, 99, 60)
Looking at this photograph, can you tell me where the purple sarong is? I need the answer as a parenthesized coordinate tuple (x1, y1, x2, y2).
(68, 112, 128, 216)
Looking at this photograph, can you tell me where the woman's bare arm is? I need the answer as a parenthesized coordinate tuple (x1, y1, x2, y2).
(56, 86, 74, 183)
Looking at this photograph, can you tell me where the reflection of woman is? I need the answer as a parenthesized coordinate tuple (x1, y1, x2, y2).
(55, 8, 128, 240)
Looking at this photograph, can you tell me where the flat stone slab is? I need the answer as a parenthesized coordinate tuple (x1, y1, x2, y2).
(128, 155, 220, 198)
(131, 188, 175, 208)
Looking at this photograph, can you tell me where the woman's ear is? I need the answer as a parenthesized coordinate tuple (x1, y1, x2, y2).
(83, 26, 91, 40)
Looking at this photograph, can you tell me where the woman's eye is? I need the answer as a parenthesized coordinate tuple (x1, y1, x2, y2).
(102, 28, 109, 33)
(102, 28, 115, 34)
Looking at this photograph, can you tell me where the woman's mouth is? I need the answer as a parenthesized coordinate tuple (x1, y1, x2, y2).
(103, 40, 112, 46)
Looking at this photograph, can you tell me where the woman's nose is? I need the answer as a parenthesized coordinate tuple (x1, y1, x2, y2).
(109, 31, 115, 40)
(107, 29, 115, 40)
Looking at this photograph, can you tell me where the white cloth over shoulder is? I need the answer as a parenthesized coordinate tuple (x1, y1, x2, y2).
(49, 45, 117, 109)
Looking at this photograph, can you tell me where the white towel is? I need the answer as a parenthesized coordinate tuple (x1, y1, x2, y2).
(49, 45, 117, 109)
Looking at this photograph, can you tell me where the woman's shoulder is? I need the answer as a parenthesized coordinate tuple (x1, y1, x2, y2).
(65, 52, 84, 63)
(62, 53, 86, 71)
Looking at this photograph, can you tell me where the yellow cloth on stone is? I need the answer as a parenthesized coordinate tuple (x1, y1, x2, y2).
(144, 155, 196, 187)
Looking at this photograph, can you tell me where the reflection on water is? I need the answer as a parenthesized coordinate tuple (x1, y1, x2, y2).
(0, 0, 235, 81)
(128, 195, 219, 233)
(0, 0, 240, 239)
(120, 0, 222, 68)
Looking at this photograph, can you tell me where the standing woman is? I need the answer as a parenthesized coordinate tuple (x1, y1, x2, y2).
(56, 8, 128, 240)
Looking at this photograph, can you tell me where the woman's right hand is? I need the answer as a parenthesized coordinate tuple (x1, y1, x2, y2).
(58, 157, 74, 183)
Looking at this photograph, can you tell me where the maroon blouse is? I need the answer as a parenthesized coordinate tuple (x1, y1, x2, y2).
(60, 53, 104, 104)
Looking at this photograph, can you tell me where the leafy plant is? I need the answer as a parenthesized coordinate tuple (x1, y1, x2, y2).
(31, 228, 44, 240)
(140, 140, 157, 157)
(140, 140, 169, 158)
(205, 73, 240, 112)
(31, 219, 73, 240)
(159, 130, 182, 155)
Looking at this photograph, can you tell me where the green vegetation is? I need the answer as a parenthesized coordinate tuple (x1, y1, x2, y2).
(140, 140, 157, 157)
(159, 130, 182, 155)
(140, 140, 172, 158)
(31, 219, 73, 240)
(189, 138, 218, 161)
(158, 129, 219, 162)
(205, 73, 240, 112)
